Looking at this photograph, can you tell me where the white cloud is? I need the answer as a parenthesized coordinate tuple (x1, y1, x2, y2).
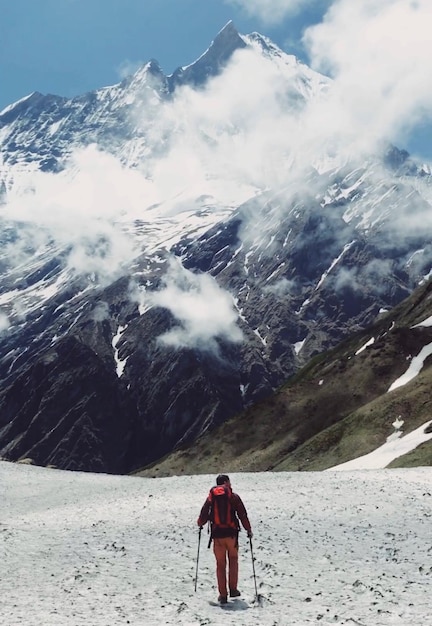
(127, 13, 432, 253)
(90, 301, 110, 322)
(0, 312, 10, 332)
(138, 45, 315, 202)
(224, 0, 321, 23)
(264, 277, 296, 296)
(333, 258, 395, 295)
(2, 145, 155, 285)
(137, 8, 432, 219)
(209, 1, 432, 171)
(147, 258, 243, 352)
(116, 59, 144, 80)
(303, 0, 432, 155)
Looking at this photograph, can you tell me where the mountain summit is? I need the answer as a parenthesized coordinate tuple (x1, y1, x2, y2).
(0, 25, 431, 473)
(169, 21, 246, 90)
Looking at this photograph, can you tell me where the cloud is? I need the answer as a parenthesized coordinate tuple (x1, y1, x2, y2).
(2, 145, 155, 285)
(264, 277, 296, 297)
(146, 258, 243, 352)
(224, 0, 322, 23)
(303, 0, 432, 156)
(333, 258, 396, 296)
(207, 1, 432, 174)
(90, 301, 110, 322)
(116, 59, 144, 80)
(136, 45, 318, 203)
(135, 3, 432, 219)
(200, 0, 432, 189)
(5, 3, 431, 313)
(0, 312, 10, 332)
(127, 13, 432, 262)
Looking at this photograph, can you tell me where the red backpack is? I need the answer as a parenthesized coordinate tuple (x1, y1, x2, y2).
(209, 484, 238, 530)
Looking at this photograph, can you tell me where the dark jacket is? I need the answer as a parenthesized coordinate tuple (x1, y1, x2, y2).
(197, 488, 252, 538)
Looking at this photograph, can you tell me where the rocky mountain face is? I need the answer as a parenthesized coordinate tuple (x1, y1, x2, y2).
(139, 276, 432, 477)
(0, 23, 431, 473)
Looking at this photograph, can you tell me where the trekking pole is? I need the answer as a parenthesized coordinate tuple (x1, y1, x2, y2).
(194, 526, 202, 592)
(249, 535, 259, 602)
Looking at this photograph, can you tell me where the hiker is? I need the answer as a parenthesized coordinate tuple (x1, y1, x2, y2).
(197, 474, 253, 604)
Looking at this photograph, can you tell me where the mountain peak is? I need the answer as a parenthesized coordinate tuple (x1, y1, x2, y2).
(168, 20, 246, 91)
(202, 20, 246, 63)
(214, 19, 238, 40)
(146, 58, 164, 76)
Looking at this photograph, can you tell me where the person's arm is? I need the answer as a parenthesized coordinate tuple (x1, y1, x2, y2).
(197, 496, 211, 527)
(233, 493, 252, 536)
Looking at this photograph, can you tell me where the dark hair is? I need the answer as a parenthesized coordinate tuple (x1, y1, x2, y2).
(216, 474, 230, 485)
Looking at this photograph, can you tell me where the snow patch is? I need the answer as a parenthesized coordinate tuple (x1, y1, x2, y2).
(412, 315, 432, 328)
(329, 420, 432, 470)
(315, 240, 356, 291)
(112, 325, 129, 377)
(294, 338, 306, 355)
(388, 341, 432, 391)
(355, 337, 375, 355)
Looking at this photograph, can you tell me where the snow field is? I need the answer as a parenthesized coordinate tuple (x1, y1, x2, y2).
(1, 461, 431, 625)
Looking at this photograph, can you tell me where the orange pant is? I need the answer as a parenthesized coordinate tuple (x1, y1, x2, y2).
(213, 536, 238, 597)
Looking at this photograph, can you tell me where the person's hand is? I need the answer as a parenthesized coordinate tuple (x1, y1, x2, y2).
(247, 530, 253, 538)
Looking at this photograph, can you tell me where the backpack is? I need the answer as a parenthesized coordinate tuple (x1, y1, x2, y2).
(209, 484, 238, 531)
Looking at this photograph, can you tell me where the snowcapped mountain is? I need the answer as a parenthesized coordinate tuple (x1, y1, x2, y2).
(0, 22, 431, 473)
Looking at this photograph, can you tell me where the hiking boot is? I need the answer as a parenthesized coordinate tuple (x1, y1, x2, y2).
(218, 595, 228, 604)
(229, 589, 241, 597)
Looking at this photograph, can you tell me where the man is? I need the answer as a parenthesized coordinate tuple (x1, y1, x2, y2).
(197, 474, 253, 604)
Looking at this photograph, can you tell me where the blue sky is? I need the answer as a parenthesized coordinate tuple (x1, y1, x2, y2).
(1, 0, 431, 160)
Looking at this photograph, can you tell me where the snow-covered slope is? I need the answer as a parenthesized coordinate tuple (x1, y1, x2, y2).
(0, 22, 431, 473)
(2, 460, 432, 625)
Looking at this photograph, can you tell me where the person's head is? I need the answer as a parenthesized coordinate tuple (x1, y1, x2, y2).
(216, 474, 230, 486)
